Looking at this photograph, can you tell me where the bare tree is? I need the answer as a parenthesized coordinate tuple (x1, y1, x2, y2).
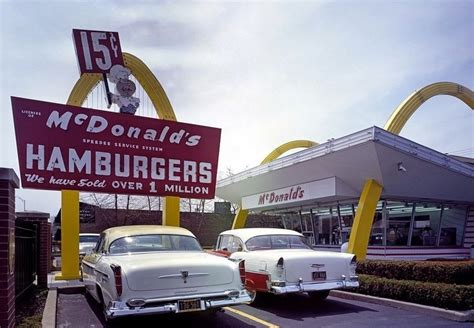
(223, 167, 239, 214)
(80, 193, 164, 226)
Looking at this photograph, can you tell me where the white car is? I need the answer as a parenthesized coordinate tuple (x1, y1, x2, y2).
(213, 228, 358, 302)
(79, 233, 100, 256)
(81, 225, 251, 320)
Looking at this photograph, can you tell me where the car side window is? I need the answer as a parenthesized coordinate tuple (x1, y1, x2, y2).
(246, 236, 272, 251)
(94, 234, 106, 253)
(230, 237, 244, 253)
(217, 235, 233, 251)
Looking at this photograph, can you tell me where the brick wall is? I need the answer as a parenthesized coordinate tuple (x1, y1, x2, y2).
(0, 168, 19, 328)
(78, 208, 282, 247)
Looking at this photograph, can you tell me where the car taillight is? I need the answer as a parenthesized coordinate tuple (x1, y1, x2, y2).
(239, 260, 246, 285)
(110, 264, 122, 297)
(350, 256, 357, 274)
(277, 257, 284, 268)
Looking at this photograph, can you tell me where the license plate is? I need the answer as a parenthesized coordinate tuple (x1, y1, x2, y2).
(312, 271, 326, 281)
(177, 299, 202, 312)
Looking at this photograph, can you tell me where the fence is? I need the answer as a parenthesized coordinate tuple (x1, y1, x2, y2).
(15, 221, 38, 299)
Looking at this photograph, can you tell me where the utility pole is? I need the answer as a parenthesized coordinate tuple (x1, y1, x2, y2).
(16, 196, 26, 211)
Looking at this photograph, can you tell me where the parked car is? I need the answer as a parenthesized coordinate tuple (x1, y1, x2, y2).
(79, 233, 100, 256)
(81, 225, 251, 320)
(212, 228, 358, 302)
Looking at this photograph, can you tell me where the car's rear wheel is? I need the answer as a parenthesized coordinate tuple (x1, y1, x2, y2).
(206, 307, 222, 316)
(308, 290, 330, 301)
(248, 289, 263, 304)
(96, 286, 111, 322)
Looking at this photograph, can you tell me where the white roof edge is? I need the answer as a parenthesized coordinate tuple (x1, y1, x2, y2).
(219, 228, 303, 242)
(373, 127, 474, 177)
(218, 126, 474, 188)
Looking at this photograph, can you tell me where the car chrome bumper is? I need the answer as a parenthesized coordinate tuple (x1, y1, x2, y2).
(105, 290, 251, 319)
(271, 276, 359, 294)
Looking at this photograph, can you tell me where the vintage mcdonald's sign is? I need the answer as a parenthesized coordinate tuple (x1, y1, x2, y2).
(11, 97, 221, 199)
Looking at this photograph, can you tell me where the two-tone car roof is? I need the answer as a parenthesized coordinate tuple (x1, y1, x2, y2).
(219, 228, 303, 243)
(103, 225, 196, 243)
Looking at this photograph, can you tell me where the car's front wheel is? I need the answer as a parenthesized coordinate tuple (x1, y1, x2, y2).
(308, 290, 330, 301)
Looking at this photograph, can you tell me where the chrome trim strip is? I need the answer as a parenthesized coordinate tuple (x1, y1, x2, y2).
(105, 293, 252, 319)
(271, 279, 359, 294)
(159, 273, 209, 279)
(143, 290, 241, 303)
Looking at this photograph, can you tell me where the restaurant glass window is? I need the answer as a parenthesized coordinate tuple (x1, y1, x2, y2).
(338, 204, 355, 244)
(313, 207, 339, 245)
(439, 205, 467, 246)
(280, 212, 302, 232)
(385, 201, 413, 246)
(300, 211, 315, 245)
(410, 203, 442, 247)
(368, 201, 385, 246)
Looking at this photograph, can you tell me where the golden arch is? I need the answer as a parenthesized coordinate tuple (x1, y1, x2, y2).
(349, 82, 474, 260)
(260, 140, 319, 164)
(58, 53, 180, 280)
(231, 140, 318, 229)
(384, 82, 474, 134)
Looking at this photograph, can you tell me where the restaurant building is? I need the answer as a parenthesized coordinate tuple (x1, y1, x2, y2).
(216, 126, 474, 260)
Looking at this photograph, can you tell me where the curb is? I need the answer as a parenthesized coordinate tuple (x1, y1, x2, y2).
(330, 290, 474, 322)
(57, 286, 86, 294)
(42, 289, 57, 328)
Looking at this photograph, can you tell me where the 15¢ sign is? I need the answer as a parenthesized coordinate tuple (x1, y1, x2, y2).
(72, 29, 124, 75)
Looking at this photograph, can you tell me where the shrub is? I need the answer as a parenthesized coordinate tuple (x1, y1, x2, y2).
(356, 260, 474, 284)
(356, 274, 474, 311)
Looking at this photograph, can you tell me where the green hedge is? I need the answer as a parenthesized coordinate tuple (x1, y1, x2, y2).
(356, 260, 474, 285)
(356, 274, 474, 311)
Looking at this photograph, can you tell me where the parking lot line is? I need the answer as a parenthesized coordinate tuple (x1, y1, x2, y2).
(223, 307, 279, 328)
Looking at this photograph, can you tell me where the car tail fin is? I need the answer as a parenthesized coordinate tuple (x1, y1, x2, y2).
(110, 264, 122, 297)
(239, 260, 246, 285)
(277, 257, 284, 268)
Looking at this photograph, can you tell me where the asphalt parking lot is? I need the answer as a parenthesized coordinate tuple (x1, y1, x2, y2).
(56, 290, 473, 328)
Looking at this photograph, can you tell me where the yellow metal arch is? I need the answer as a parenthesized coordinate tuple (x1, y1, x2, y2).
(231, 140, 318, 229)
(66, 53, 176, 119)
(384, 82, 474, 134)
(260, 140, 319, 164)
(350, 82, 473, 260)
(58, 52, 179, 280)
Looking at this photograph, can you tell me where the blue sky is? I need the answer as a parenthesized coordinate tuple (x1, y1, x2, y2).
(0, 0, 472, 215)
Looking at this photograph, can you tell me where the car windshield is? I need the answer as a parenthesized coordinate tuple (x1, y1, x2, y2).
(246, 235, 311, 251)
(79, 235, 99, 243)
(109, 234, 202, 254)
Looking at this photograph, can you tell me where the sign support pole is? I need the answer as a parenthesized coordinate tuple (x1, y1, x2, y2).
(162, 196, 180, 226)
(56, 190, 80, 280)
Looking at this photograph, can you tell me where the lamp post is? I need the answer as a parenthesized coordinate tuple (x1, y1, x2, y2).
(16, 196, 26, 211)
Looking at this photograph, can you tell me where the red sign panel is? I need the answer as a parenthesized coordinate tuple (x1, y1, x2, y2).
(11, 97, 221, 199)
(72, 29, 124, 75)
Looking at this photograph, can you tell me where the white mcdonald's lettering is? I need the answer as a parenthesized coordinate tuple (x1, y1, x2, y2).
(257, 186, 305, 205)
(45, 110, 202, 146)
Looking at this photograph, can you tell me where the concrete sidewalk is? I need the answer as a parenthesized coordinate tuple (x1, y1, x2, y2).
(47, 272, 85, 289)
(42, 283, 474, 327)
(43, 272, 86, 327)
